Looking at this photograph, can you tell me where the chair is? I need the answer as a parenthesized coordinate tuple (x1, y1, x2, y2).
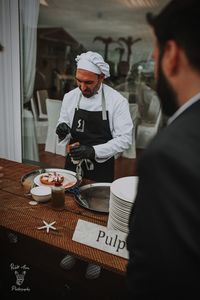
(36, 89, 48, 119)
(45, 98, 66, 156)
(145, 93, 161, 123)
(122, 103, 138, 159)
(30, 97, 48, 144)
(136, 94, 162, 149)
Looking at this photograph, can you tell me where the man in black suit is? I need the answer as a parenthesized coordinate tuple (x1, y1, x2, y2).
(127, 0, 200, 298)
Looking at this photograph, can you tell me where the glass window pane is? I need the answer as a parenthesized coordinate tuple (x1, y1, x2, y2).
(21, 0, 169, 176)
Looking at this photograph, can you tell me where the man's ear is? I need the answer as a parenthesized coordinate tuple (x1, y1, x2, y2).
(162, 40, 180, 76)
(99, 74, 105, 80)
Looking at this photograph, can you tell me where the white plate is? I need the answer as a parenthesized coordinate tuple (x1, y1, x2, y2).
(111, 176, 138, 203)
(34, 169, 77, 189)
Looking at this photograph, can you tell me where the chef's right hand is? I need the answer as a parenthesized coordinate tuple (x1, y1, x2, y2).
(56, 122, 70, 140)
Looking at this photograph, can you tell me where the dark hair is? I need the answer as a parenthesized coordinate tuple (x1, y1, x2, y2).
(146, 0, 200, 71)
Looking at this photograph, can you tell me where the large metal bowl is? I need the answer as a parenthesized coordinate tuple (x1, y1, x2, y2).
(70, 182, 111, 213)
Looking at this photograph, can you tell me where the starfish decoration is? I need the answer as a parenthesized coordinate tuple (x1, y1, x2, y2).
(37, 220, 56, 233)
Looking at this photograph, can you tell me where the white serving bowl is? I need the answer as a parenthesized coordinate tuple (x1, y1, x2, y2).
(30, 186, 52, 202)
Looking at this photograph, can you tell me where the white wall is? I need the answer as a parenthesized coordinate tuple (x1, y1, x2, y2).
(0, 0, 22, 162)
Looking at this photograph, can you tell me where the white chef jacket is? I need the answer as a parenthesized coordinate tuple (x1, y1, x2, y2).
(58, 83, 133, 161)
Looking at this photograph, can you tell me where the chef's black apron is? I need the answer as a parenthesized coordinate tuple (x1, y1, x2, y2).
(64, 88, 114, 182)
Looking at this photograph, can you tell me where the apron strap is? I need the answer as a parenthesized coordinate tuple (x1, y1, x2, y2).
(76, 92, 82, 109)
(102, 88, 107, 121)
(76, 86, 107, 121)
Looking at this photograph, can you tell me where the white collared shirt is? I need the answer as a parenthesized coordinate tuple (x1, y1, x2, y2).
(167, 92, 200, 125)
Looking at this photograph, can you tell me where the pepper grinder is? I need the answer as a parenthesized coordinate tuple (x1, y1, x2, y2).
(67, 142, 80, 165)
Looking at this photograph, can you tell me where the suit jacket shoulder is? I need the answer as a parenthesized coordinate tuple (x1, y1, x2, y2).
(127, 99, 200, 298)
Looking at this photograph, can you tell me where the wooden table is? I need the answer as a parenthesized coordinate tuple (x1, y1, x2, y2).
(0, 158, 128, 299)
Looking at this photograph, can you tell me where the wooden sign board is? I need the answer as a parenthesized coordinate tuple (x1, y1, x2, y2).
(72, 219, 128, 259)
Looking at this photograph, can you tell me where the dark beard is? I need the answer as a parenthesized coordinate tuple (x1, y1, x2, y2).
(156, 62, 178, 117)
(82, 89, 93, 98)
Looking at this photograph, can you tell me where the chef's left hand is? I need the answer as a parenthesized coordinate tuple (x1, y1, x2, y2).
(70, 145, 95, 160)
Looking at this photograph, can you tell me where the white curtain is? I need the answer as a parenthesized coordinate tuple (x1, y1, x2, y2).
(20, 0, 40, 104)
(20, 0, 40, 161)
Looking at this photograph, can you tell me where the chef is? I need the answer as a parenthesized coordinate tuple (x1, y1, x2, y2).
(56, 51, 133, 182)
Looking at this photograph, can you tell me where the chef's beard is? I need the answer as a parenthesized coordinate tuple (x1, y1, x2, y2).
(156, 60, 178, 117)
(81, 79, 101, 98)
(82, 88, 95, 98)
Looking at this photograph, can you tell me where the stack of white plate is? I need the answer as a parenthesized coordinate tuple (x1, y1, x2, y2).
(107, 176, 138, 234)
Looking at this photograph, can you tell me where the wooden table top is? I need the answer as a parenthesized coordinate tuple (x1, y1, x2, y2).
(0, 158, 127, 275)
